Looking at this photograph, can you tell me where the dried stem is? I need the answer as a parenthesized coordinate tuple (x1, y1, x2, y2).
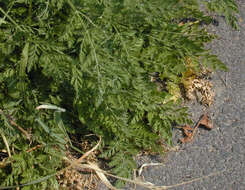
(0, 109, 31, 140)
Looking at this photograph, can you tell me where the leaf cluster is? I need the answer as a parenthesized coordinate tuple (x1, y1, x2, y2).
(0, 0, 238, 188)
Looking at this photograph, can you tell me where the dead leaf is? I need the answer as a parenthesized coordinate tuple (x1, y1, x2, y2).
(180, 114, 213, 143)
(180, 136, 193, 143)
(183, 125, 193, 137)
(182, 125, 193, 131)
(199, 114, 213, 129)
(180, 125, 194, 143)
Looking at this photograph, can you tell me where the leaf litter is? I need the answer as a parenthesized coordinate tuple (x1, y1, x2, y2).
(180, 113, 213, 143)
(59, 134, 227, 190)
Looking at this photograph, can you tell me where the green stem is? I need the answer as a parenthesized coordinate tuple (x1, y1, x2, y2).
(0, 7, 24, 31)
(28, 0, 32, 25)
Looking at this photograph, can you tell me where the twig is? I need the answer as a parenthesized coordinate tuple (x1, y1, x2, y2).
(59, 135, 102, 175)
(138, 163, 164, 176)
(190, 118, 202, 141)
(26, 145, 42, 153)
(0, 109, 31, 140)
(75, 136, 101, 163)
(0, 132, 11, 157)
(9, 119, 31, 140)
(75, 162, 227, 190)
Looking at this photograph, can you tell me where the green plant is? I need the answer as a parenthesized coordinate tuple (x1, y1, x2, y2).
(0, 0, 238, 189)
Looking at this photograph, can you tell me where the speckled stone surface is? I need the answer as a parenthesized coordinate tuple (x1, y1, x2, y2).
(97, 1, 245, 189)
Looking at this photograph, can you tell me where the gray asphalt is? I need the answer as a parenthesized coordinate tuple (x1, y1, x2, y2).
(98, 1, 245, 189)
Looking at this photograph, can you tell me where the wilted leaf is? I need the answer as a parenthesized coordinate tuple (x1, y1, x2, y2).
(180, 114, 213, 143)
(199, 114, 213, 129)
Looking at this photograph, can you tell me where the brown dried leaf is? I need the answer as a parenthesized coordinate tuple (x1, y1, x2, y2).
(183, 125, 193, 137)
(180, 136, 193, 143)
(180, 125, 194, 143)
(199, 114, 213, 129)
(182, 125, 193, 131)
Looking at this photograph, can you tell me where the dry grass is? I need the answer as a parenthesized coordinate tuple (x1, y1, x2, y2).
(56, 138, 100, 190)
(55, 135, 227, 190)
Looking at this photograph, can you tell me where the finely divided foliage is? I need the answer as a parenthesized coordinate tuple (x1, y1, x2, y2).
(0, 0, 238, 189)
